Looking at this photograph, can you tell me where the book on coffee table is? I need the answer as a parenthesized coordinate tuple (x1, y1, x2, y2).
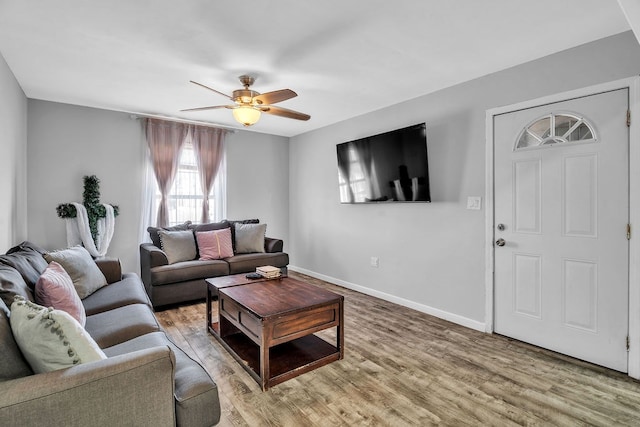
(256, 265, 281, 279)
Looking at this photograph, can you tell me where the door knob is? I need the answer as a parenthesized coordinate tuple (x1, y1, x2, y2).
(495, 238, 506, 247)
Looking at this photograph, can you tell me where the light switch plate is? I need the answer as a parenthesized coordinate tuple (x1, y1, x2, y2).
(467, 196, 482, 210)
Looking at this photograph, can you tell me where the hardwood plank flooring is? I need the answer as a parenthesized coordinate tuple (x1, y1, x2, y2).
(154, 272, 640, 426)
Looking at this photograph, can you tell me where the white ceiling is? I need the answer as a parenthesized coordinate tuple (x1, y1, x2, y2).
(0, 0, 631, 137)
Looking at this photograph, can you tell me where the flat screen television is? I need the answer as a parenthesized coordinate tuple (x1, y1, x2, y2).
(336, 123, 431, 203)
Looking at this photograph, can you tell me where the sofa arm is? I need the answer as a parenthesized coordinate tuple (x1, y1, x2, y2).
(140, 243, 168, 289)
(0, 346, 176, 426)
(95, 257, 122, 283)
(265, 237, 283, 253)
(140, 243, 169, 268)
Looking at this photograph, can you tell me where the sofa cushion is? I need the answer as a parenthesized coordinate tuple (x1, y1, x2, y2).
(0, 264, 34, 308)
(189, 220, 230, 233)
(234, 223, 267, 254)
(151, 260, 229, 286)
(196, 228, 234, 260)
(10, 297, 107, 374)
(226, 218, 259, 252)
(159, 230, 197, 264)
(0, 299, 33, 380)
(44, 246, 107, 299)
(148, 221, 192, 248)
(85, 303, 161, 348)
(0, 245, 48, 290)
(6, 241, 47, 256)
(35, 261, 86, 326)
(103, 331, 220, 427)
(226, 252, 290, 275)
(82, 273, 151, 316)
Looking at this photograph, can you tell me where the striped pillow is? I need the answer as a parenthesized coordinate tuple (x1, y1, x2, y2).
(196, 228, 234, 260)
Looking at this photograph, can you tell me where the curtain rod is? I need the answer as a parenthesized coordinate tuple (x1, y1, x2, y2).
(127, 111, 238, 133)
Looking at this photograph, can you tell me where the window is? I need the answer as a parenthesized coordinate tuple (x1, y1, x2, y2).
(338, 146, 368, 202)
(515, 112, 597, 150)
(155, 141, 226, 226)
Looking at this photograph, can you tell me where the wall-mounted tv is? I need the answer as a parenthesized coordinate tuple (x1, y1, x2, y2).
(336, 123, 431, 203)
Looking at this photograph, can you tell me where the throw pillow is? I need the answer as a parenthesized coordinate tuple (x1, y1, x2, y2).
(234, 223, 266, 254)
(196, 228, 234, 260)
(35, 261, 86, 326)
(0, 300, 33, 380)
(10, 296, 107, 374)
(225, 219, 259, 252)
(44, 246, 107, 299)
(147, 221, 192, 248)
(0, 264, 35, 309)
(159, 230, 197, 264)
(0, 300, 33, 382)
(0, 245, 49, 291)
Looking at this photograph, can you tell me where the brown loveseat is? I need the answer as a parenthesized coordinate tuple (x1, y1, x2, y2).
(0, 242, 220, 426)
(140, 219, 289, 308)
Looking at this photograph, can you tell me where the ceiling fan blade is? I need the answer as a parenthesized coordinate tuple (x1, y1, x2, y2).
(253, 89, 297, 105)
(180, 105, 233, 112)
(261, 105, 310, 121)
(189, 81, 233, 100)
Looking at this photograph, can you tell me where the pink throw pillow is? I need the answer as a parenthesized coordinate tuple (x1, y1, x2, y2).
(35, 261, 86, 326)
(196, 228, 234, 260)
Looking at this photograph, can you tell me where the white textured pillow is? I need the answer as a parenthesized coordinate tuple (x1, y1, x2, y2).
(159, 230, 197, 264)
(234, 223, 266, 254)
(44, 246, 107, 299)
(10, 296, 106, 373)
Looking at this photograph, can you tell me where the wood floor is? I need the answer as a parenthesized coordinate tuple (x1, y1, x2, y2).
(155, 272, 640, 426)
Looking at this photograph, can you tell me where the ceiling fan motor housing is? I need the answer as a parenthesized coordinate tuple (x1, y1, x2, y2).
(233, 89, 260, 105)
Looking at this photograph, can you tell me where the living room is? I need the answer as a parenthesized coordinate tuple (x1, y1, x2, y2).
(3, 1, 640, 425)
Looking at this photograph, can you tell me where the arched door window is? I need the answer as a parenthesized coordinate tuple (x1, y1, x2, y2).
(515, 112, 597, 150)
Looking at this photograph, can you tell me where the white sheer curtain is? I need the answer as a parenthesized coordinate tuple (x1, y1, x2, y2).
(139, 137, 157, 245)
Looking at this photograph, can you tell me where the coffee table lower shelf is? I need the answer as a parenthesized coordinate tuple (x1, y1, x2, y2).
(215, 331, 340, 388)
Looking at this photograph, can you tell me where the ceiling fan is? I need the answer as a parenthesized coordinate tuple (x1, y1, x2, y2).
(181, 75, 310, 127)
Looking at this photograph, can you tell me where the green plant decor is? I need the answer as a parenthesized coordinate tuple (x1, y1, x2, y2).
(56, 175, 120, 245)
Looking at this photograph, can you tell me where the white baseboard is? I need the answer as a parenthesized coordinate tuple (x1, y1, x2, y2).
(289, 265, 486, 332)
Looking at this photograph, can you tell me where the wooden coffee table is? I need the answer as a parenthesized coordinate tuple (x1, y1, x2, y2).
(205, 274, 344, 390)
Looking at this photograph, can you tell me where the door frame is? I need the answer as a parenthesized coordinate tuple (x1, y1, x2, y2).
(485, 76, 640, 378)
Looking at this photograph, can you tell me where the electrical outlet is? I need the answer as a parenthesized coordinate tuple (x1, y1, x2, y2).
(466, 196, 482, 210)
(370, 257, 379, 268)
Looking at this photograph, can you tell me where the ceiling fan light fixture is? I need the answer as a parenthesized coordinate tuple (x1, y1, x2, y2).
(232, 106, 261, 126)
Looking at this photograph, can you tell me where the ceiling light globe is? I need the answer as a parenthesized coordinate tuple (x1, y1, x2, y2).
(232, 106, 261, 126)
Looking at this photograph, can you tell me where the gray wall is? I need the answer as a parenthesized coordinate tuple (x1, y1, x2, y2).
(289, 31, 640, 326)
(226, 131, 290, 248)
(0, 53, 28, 252)
(26, 101, 290, 272)
(27, 101, 144, 273)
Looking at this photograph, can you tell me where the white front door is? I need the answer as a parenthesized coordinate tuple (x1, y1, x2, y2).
(493, 88, 629, 372)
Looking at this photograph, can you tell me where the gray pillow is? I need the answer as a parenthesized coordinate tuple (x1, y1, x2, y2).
(147, 221, 192, 248)
(159, 230, 197, 264)
(0, 299, 33, 380)
(44, 246, 107, 299)
(0, 246, 48, 291)
(0, 265, 34, 308)
(234, 223, 266, 254)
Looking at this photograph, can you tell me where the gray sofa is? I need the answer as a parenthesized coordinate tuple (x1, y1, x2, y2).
(140, 220, 289, 308)
(0, 242, 220, 426)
